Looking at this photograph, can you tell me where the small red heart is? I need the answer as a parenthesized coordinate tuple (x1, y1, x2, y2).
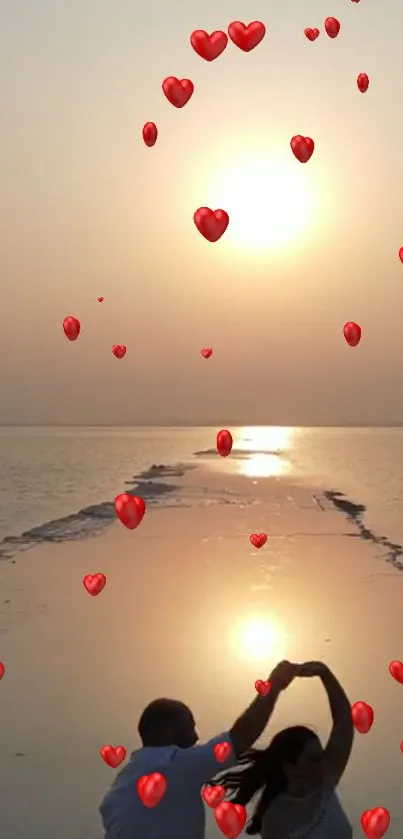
(0, 661, 5, 680)
(162, 77, 194, 108)
(194, 207, 229, 242)
(97, 296, 104, 302)
(343, 322, 361, 347)
(112, 344, 127, 359)
(190, 30, 228, 61)
(137, 772, 167, 808)
(202, 784, 226, 807)
(83, 573, 106, 596)
(214, 741, 232, 763)
(389, 660, 403, 684)
(361, 807, 390, 839)
(255, 679, 271, 697)
(250, 532, 267, 549)
(142, 122, 158, 147)
(201, 347, 213, 358)
(399, 247, 403, 263)
(304, 27, 319, 41)
(290, 135, 314, 163)
(100, 745, 127, 768)
(228, 21, 266, 52)
(357, 73, 369, 93)
(215, 802, 247, 838)
(325, 17, 340, 39)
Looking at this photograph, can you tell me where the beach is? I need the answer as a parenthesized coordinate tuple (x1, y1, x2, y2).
(0, 453, 402, 839)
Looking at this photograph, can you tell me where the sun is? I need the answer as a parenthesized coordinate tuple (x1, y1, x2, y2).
(209, 153, 314, 252)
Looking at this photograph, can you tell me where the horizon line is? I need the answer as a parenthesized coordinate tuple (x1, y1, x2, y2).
(1, 422, 403, 429)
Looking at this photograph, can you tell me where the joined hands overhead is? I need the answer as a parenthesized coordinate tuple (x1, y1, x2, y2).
(269, 659, 327, 691)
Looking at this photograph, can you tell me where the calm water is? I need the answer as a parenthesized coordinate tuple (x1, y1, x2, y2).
(1, 425, 403, 550)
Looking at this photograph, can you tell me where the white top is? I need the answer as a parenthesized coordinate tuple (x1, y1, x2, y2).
(99, 731, 236, 839)
(261, 787, 352, 839)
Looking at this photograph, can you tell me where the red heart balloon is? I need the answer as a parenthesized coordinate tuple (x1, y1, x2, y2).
(343, 322, 361, 347)
(255, 679, 271, 697)
(112, 345, 127, 359)
(137, 773, 167, 808)
(215, 802, 247, 838)
(325, 17, 340, 38)
(194, 207, 229, 242)
(201, 347, 213, 358)
(389, 660, 403, 684)
(351, 701, 374, 734)
(97, 296, 104, 302)
(0, 661, 5, 680)
(142, 122, 158, 147)
(100, 745, 127, 768)
(114, 494, 146, 530)
(398, 247, 403, 263)
(361, 807, 390, 839)
(228, 21, 266, 52)
(190, 30, 228, 61)
(217, 430, 233, 457)
(202, 785, 226, 807)
(290, 136, 314, 163)
(357, 73, 369, 93)
(214, 741, 232, 763)
(305, 28, 320, 41)
(162, 77, 194, 108)
(83, 573, 106, 596)
(250, 533, 267, 549)
(63, 316, 81, 341)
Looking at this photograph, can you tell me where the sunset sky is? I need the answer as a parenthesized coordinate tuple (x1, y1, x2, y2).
(1, 0, 403, 425)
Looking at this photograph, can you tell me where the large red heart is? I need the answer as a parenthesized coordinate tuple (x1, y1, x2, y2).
(162, 77, 194, 108)
(361, 807, 390, 839)
(114, 494, 146, 530)
(228, 21, 266, 52)
(100, 745, 127, 768)
(214, 741, 232, 763)
(190, 30, 228, 61)
(137, 772, 167, 808)
(215, 802, 247, 838)
(202, 784, 226, 807)
(194, 208, 229, 242)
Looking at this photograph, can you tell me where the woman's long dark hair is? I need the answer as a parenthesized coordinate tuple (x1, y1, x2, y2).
(210, 726, 319, 835)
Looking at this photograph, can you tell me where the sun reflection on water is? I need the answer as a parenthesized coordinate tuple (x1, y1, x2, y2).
(231, 614, 287, 664)
(233, 426, 295, 478)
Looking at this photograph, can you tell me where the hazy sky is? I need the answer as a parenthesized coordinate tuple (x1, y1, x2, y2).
(1, 0, 403, 425)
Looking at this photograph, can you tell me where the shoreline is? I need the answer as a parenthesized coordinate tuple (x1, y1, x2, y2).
(1, 448, 403, 574)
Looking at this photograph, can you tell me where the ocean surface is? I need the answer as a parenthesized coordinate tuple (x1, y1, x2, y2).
(1, 425, 403, 564)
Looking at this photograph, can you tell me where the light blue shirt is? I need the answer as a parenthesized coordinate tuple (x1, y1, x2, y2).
(99, 731, 236, 839)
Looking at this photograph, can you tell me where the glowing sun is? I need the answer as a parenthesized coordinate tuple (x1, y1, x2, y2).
(210, 153, 314, 251)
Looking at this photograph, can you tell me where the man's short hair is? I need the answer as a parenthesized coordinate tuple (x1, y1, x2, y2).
(138, 698, 188, 742)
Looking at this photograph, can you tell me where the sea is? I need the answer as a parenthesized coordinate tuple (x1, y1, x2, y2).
(1, 425, 403, 567)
